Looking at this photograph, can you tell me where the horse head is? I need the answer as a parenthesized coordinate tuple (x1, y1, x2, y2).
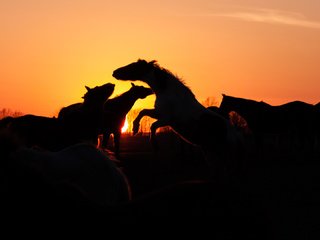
(219, 94, 236, 116)
(129, 83, 153, 99)
(82, 83, 115, 105)
(220, 94, 267, 115)
(112, 59, 157, 81)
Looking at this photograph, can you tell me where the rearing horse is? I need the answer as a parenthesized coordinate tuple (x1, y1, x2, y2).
(112, 59, 241, 176)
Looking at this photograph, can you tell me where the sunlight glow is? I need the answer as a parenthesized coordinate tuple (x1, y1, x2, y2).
(1, 1, 320, 116)
(121, 116, 129, 133)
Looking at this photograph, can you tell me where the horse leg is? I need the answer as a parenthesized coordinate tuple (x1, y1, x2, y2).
(114, 131, 121, 159)
(150, 119, 168, 151)
(133, 109, 158, 135)
(101, 132, 111, 149)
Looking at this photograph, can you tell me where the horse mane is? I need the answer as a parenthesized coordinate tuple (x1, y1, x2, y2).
(149, 60, 195, 98)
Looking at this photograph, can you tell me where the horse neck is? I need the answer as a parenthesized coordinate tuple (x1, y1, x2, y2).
(107, 91, 138, 114)
(147, 67, 194, 99)
(82, 99, 105, 112)
(143, 67, 169, 94)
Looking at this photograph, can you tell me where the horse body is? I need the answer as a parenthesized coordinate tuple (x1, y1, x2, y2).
(0, 83, 115, 151)
(0, 114, 103, 151)
(0, 114, 71, 150)
(219, 95, 271, 134)
(101, 83, 153, 158)
(58, 103, 82, 119)
(1, 141, 131, 212)
(58, 83, 115, 145)
(219, 94, 318, 151)
(154, 88, 228, 149)
(113, 60, 240, 176)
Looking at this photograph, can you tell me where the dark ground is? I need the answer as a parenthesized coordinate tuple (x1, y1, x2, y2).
(2, 130, 318, 237)
(106, 132, 320, 238)
(106, 132, 209, 195)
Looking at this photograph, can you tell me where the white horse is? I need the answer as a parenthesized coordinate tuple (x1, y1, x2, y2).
(112, 59, 242, 178)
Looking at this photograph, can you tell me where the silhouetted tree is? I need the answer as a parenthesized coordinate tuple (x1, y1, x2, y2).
(201, 97, 218, 107)
(0, 108, 23, 119)
(126, 109, 158, 134)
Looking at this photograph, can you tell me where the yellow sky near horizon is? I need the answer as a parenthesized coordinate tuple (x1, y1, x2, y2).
(0, 0, 320, 116)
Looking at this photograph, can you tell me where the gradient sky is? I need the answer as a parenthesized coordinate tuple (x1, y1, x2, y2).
(1, 0, 320, 116)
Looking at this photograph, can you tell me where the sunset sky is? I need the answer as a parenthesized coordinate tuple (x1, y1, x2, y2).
(1, 0, 320, 116)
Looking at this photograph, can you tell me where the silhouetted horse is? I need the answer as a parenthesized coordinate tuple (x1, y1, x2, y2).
(0, 114, 69, 150)
(113, 59, 241, 178)
(58, 83, 115, 145)
(315, 102, 320, 148)
(219, 94, 317, 151)
(0, 83, 115, 151)
(219, 95, 270, 134)
(206, 106, 228, 120)
(0, 131, 131, 213)
(0, 114, 109, 151)
(100, 83, 153, 158)
(0, 116, 14, 128)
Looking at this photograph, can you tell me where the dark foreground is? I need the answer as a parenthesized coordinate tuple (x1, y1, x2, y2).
(2, 132, 320, 238)
(110, 133, 320, 237)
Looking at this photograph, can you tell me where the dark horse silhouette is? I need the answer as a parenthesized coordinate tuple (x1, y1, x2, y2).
(0, 83, 115, 151)
(315, 102, 320, 148)
(58, 83, 115, 145)
(0, 131, 131, 214)
(219, 94, 317, 151)
(0, 114, 69, 150)
(100, 83, 153, 158)
(112, 59, 241, 178)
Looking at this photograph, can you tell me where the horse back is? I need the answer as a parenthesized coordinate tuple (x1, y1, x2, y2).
(0, 116, 14, 128)
(6, 114, 64, 150)
(58, 103, 82, 119)
(5, 143, 130, 211)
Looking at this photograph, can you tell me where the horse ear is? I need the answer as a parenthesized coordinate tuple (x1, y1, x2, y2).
(85, 86, 91, 91)
(131, 83, 135, 87)
(222, 93, 226, 97)
(138, 59, 148, 64)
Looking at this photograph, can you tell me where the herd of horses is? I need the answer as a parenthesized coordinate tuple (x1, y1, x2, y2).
(219, 94, 320, 152)
(0, 80, 153, 213)
(0, 59, 319, 223)
(0, 82, 153, 156)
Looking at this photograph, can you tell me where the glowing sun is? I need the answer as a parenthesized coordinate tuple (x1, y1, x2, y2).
(121, 116, 129, 133)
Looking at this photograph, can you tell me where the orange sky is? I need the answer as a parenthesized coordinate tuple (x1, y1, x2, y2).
(1, 0, 320, 116)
